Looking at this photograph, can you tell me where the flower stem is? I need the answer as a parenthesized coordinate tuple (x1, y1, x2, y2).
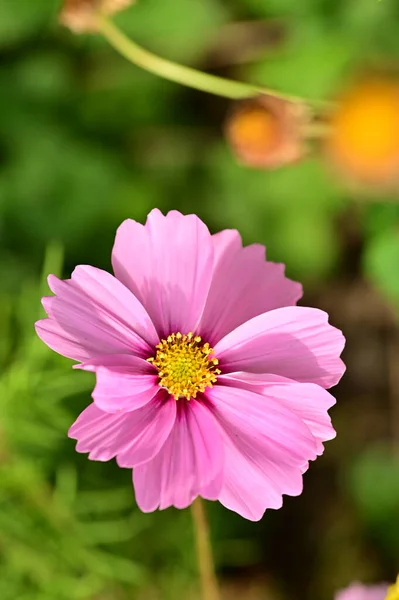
(96, 15, 300, 102)
(191, 498, 221, 600)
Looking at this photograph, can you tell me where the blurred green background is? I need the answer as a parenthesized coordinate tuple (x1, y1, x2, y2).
(1, 0, 399, 599)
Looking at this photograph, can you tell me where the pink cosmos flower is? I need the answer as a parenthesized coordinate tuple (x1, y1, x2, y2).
(35, 209, 345, 521)
(334, 583, 389, 600)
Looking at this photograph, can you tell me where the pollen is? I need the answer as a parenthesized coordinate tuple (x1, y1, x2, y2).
(147, 332, 221, 400)
(385, 576, 399, 600)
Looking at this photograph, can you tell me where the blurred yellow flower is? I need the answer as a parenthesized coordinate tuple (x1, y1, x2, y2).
(225, 94, 309, 170)
(326, 77, 399, 188)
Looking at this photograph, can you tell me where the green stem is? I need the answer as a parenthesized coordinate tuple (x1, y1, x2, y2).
(96, 15, 299, 102)
(191, 498, 221, 600)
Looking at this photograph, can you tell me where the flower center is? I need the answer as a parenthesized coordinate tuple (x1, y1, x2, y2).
(147, 332, 221, 400)
(386, 577, 399, 600)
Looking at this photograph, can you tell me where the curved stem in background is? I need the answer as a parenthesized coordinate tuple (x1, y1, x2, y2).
(191, 498, 221, 600)
(96, 15, 304, 103)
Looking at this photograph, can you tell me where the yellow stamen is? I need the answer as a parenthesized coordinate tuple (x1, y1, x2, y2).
(147, 332, 221, 400)
(385, 576, 399, 600)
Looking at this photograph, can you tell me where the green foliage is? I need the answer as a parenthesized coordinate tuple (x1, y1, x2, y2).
(347, 443, 399, 555)
(0, 247, 138, 599)
(249, 24, 355, 100)
(0, 0, 58, 48)
(116, 0, 228, 60)
(363, 218, 399, 308)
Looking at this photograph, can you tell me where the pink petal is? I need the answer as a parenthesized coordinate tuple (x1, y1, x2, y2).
(112, 209, 214, 338)
(74, 353, 156, 372)
(68, 391, 176, 467)
(207, 384, 318, 521)
(76, 354, 160, 413)
(199, 230, 302, 344)
(133, 400, 224, 512)
(220, 373, 336, 455)
(335, 583, 389, 600)
(92, 364, 159, 413)
(36, 265, 159, 362)
(214, 306, 345, 389)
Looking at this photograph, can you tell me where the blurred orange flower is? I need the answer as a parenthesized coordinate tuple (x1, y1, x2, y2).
(60, 0, 134, 33)
(326, 77, 399, 189)
(225, 94, 309, 169)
